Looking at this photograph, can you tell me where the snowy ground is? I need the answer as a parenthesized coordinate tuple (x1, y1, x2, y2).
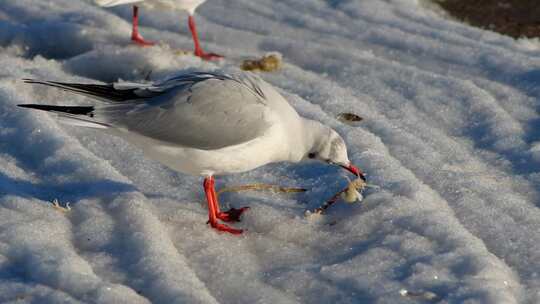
(1, 0, 540, 303)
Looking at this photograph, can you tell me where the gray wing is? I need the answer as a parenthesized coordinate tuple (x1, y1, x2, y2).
(96, 73, 276, 150)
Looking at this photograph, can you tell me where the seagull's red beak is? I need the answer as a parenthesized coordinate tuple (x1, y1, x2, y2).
(340, 163, 366, 181)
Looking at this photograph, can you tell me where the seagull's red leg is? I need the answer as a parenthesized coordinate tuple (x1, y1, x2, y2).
(204, 176, 243, 234)
(210, 182, 249, 222)
(131, 5, 155, 46)
(188, 15, 222, 60)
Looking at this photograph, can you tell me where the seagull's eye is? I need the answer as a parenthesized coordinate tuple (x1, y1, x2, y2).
(308, 152, 316, 159)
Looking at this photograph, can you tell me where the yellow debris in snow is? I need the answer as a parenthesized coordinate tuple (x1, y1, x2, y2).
(241, 53, 282, 72)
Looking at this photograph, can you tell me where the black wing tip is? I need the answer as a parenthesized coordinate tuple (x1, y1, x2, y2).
(23, 79, 63, 85)
(17, 104, 94, 116)
(18, 104, 40, 108)
(17, 104, 57, 111)
(23, 79, 56, 87)
(21, 79, 139, 102)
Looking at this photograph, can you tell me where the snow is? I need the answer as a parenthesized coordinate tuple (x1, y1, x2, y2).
(1, 0, 540, 303)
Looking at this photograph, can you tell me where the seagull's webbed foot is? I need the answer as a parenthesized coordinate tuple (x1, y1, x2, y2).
(197, 52, 223, 61)
(217, 207, 250, 222)
(131, 33, 155, 47)
(204, 176, 246, 235)
(209, 221, 244, 235)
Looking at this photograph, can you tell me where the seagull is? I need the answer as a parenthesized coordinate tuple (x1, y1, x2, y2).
(18, 71, 365, 234)
(95, 0, 222, 60)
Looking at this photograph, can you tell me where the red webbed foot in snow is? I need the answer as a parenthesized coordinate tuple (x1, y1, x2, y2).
(131, 33, 155, 47)
(209, 221, 244, 235)
(204, 176, 245, 235)
(131, 5, 155, 47)
(196, 51, 223, 61)
(217, 207, 250, 222)
(188, 15, 223, 61)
